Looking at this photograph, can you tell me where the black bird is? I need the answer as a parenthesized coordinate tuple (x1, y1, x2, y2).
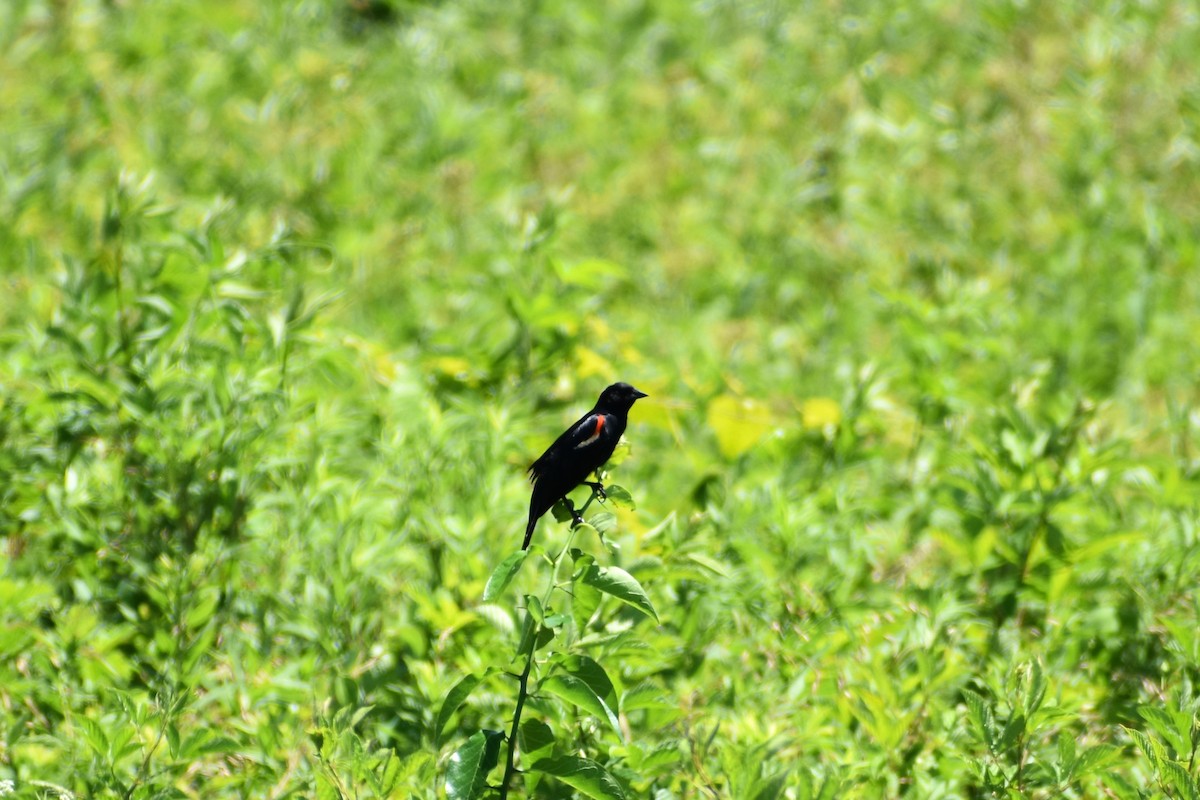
(523, 382, 648, 549)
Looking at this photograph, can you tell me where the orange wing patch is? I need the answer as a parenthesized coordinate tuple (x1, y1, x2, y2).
(574, 415, 607, 449)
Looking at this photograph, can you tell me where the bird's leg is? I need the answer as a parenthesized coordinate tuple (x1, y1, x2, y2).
(563, 498, 585, 527)
(582, 479, 607, 502)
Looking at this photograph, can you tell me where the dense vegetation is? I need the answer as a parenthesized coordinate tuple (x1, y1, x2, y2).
(3, 0, 1200, 797)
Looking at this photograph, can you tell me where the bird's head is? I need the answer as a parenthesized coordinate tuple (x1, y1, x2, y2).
(596, 382, 648, 412)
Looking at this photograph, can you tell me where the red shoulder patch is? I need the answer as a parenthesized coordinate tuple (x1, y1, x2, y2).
(573, 414, 607, 450)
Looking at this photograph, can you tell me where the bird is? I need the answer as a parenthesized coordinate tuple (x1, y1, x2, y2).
(523, 382, 648, 550)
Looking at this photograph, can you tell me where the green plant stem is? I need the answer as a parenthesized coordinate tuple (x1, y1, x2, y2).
(575, 487, 602, 519)
(498, 490, 594, 799)
(499, 640, 534, 800)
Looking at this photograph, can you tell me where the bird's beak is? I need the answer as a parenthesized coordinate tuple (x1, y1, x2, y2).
(633, 389, 649, 399)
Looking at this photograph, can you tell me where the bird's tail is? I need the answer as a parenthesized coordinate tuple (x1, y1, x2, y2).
(522, 516, 537, 550)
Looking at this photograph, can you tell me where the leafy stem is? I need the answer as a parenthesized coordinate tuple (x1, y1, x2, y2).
(498, 486, 596, 799)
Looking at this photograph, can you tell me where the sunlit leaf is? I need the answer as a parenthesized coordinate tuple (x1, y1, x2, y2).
(445, 731, 491, 800)
(706, 394, 775, 459)
(542, 673, 622, 740)
(1124, 726, 1164, 770)
(1022, 659, 1046, 719)
(1161, 760, 1200, 800)
(552, 258, 628, 290)
(1073, 744, 1121, 776)
(603, 484, 635, 509)
(530, 755, 627, 800)
(580, 565, 658, 622)
(435, 672, 487, 746)
(483, 551, 528, 602)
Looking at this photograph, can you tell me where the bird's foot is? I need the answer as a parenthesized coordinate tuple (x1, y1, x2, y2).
(583, 481, 607, 502)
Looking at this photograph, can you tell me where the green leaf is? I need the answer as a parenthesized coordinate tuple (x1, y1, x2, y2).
(1140, 705, 1190, 757)
(435, 672, 486, 746)
(1161, 759, 1200, 800)
(483, 551, 528, 602)
(590, 512, 617, 534)
(542, 670, 623, 740)
(1124, 726, 1164, 770)
(560, 655, 619, 709)
(177, 728, 241, 760)
(525, 594, 545, 625)
(1044, 521, 1067, 556)
(515, 612, 538, 658)
(1073, 744, 1121, 777)
(136, 293, 177, 318)
(572, 570, 602, 630)
(134, 322, 173, 343)
(572, 521, 601, 540)
(997, 713, 1025, 752)
(216, 281, 267, 300)
(581, 565, 658, 622)
(813, 766, 846, 800)
(750, 771, 789, 800)
(111, 726, 141, 762)
(1022, 659, 1046, 719)
(1055, 728, 1074, 771)
(684, 551, 732, 577)
(78, 716, 109, 758)
(516, 602, 556, 656)
(535, 626, 556, 651)
(963, 690, 996, 751)
(196, 735, 242, 756)
(551, 499, 574, 523)
(530, 755, 627, 800)
(185, 585, 221, 628)
(520, 719, 555, 763)
(604, 485, 635, 509)
(621, 683, 673, 712)
(552, 257, 628, 290)
(624, 741, 681, 773)
(480, 729, 505, 772)
(1101, 772, 1142, 800)
(445, 731, 492, 800)
(1070, 531, 1143, 563)
(571, 551, 600, 630)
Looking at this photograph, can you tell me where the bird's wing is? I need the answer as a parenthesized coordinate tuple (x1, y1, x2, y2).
(528, 412, 609, 482)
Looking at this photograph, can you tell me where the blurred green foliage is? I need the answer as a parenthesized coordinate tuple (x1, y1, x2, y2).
(2, 0, 1200, 797)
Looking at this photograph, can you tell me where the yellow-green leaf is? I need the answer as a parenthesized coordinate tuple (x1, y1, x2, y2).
(706, 394, 774, 458)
